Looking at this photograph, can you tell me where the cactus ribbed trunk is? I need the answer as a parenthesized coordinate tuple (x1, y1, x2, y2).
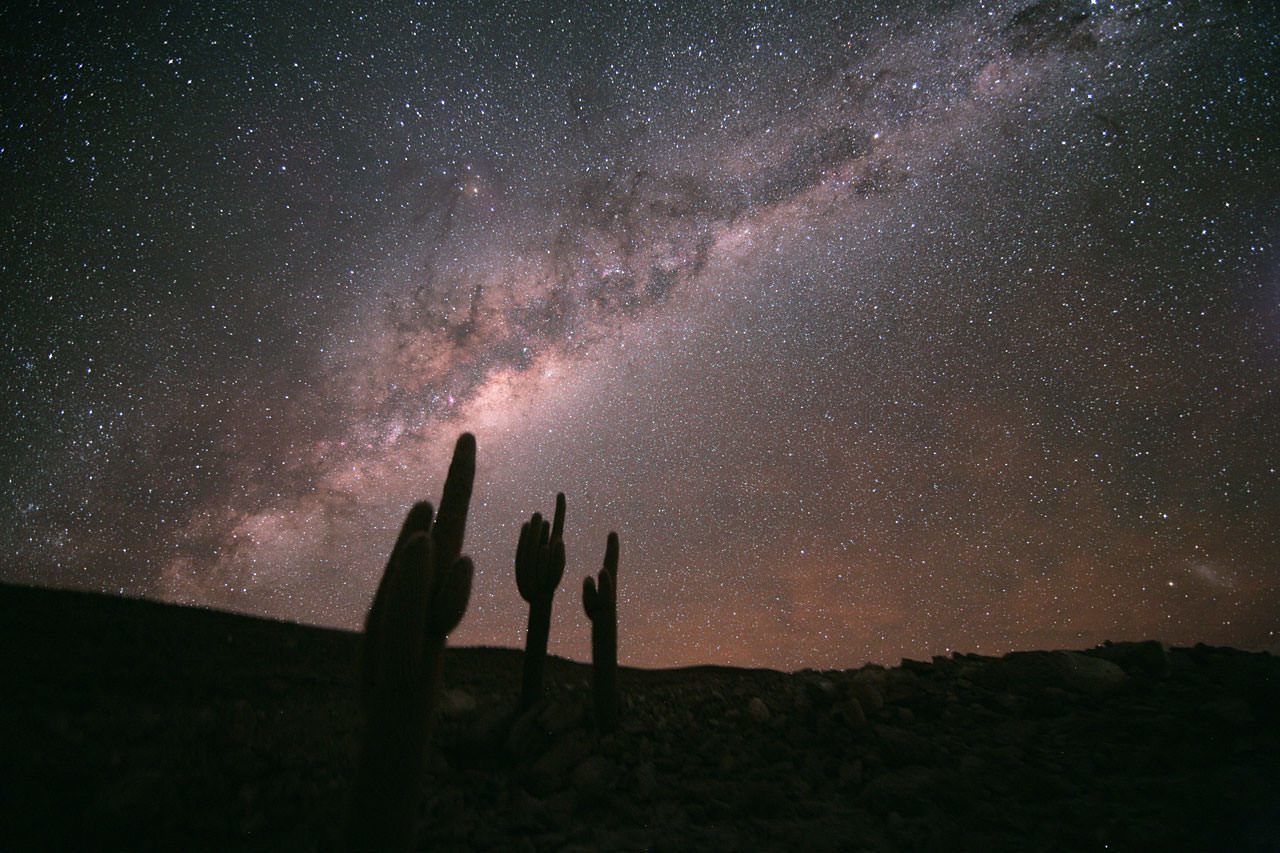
(347, 637, 443, 851)
(521, 597, 553, 709)
(591, 608, 617, 732)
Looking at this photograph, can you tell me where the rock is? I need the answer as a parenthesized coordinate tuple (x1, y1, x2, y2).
(571, 755, 618, 794)
(544, 792, 576, 829)
(850, 675, 886, 714)
(883, 669, 924, 703)
(526, 736, 591, 795)
(977, 651, 1127, 695)
(507, 705, 551, 760)
(539, 697, 585, 735)
(838, 759, 864, 787)
(1202, 697, 1255, 727)
(1058, 652, 1128, 694)
(441, 688, 477, 716)
(1088, 641, 1171, 679)
(987, 691, 1020, 714)
(733, 780, 788, 818)
(873, 724, 934, 766)
(83, 769, 168, 826)
(801, 675, 842, 710)
(835, 697, 868, 728)
(864, 766, 942, 813)
(620, 716, 647, 734)
(508, 788, 544, 831)
(747, 697, 771, 723)
(634, 761, 659, 800)
(193, 705, 217, 733)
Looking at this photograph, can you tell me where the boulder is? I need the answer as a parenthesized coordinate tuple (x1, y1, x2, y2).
(747, 697, 771, 723)
(1087, 641, 1170, 679)
(977, 651, 1128, 695)
(440, 688, 477, 716)
(571, 755, 618, 794)
(850, 676, 886, 714)
(835, 697, 868, 728)
(1058, 652, 1128, 694)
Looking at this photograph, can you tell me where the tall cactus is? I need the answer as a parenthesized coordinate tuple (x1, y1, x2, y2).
(347, 433, 476, 852)
(582, 532, 619, 732)
(515, 492, 566, 710)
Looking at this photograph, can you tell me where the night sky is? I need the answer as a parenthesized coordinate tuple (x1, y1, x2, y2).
(3, 0, 1277, 669)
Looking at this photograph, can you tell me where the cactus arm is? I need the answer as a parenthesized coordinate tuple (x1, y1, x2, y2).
(602, 530, 618, 586)
(516, 493, 567, 710)
(430, 432, 475, 569)
(583, 532, 619, 731)
(362, 501, 433, 707)
(551, 491, 565, 546)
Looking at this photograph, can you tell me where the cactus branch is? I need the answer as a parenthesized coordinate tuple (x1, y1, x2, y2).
(583, 532, 619, 732)
(516, 492, 566, 710)
(346, 433, 476, 852)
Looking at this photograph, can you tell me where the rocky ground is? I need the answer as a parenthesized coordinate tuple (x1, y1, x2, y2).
(2, 583, 1278, 851)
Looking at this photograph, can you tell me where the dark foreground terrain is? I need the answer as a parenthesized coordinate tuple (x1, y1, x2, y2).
(2, 583, 1278, 851)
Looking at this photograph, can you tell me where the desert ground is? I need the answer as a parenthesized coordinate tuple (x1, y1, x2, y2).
(2, 582, 1277, 851)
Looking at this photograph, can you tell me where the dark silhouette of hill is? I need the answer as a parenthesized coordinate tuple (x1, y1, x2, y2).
(2, 581, 1278, 851)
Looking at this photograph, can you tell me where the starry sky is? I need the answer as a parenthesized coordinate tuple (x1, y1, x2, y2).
(3, 0, 1278, 669)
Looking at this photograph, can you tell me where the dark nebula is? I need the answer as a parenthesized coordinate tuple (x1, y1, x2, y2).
(3, 0, 1277, 668)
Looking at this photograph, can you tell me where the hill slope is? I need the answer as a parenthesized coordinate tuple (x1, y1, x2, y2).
(2, 583, 1277, 850)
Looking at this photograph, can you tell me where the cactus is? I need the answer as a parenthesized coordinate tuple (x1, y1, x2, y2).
(582, 532, 619, 732)
(516, 492, 567, 710)
(347, 433, 476, 852)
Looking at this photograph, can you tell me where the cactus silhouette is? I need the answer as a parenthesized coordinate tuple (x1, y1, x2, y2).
(582, 532, 619, 732)
(346, 433, 476, 852)
(516, 492, 567, 710)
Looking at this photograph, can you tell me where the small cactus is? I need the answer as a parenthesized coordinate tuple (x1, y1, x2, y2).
(582, 532, 619, 732)
(516, 492, 566, 710)
(347, 433, 476, 852)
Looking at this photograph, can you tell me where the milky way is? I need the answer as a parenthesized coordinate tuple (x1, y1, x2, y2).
(3, 0, 1278, 668)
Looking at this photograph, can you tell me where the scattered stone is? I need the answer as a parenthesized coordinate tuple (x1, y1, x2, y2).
(571, 755, 618, 795)
(838, 759, 864, 787)
(441, 688, 477, 716)
(1202, 697, 1255, 727)
(544, 792, 575, 829)
(539, 697, 585, 735)
(507, 705, 551, 759)
(7, 583, 1280, 853)
(850, 679, 886, 714)
(634, 761, 659, 800)
(864, 765, 942, 812)
(883, 669, 926, 703)
(526, 736, 591, 795)
(835, 697, 867, 728)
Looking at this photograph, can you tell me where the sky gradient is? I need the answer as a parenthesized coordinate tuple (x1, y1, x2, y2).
(3, 0, 1278, 669)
